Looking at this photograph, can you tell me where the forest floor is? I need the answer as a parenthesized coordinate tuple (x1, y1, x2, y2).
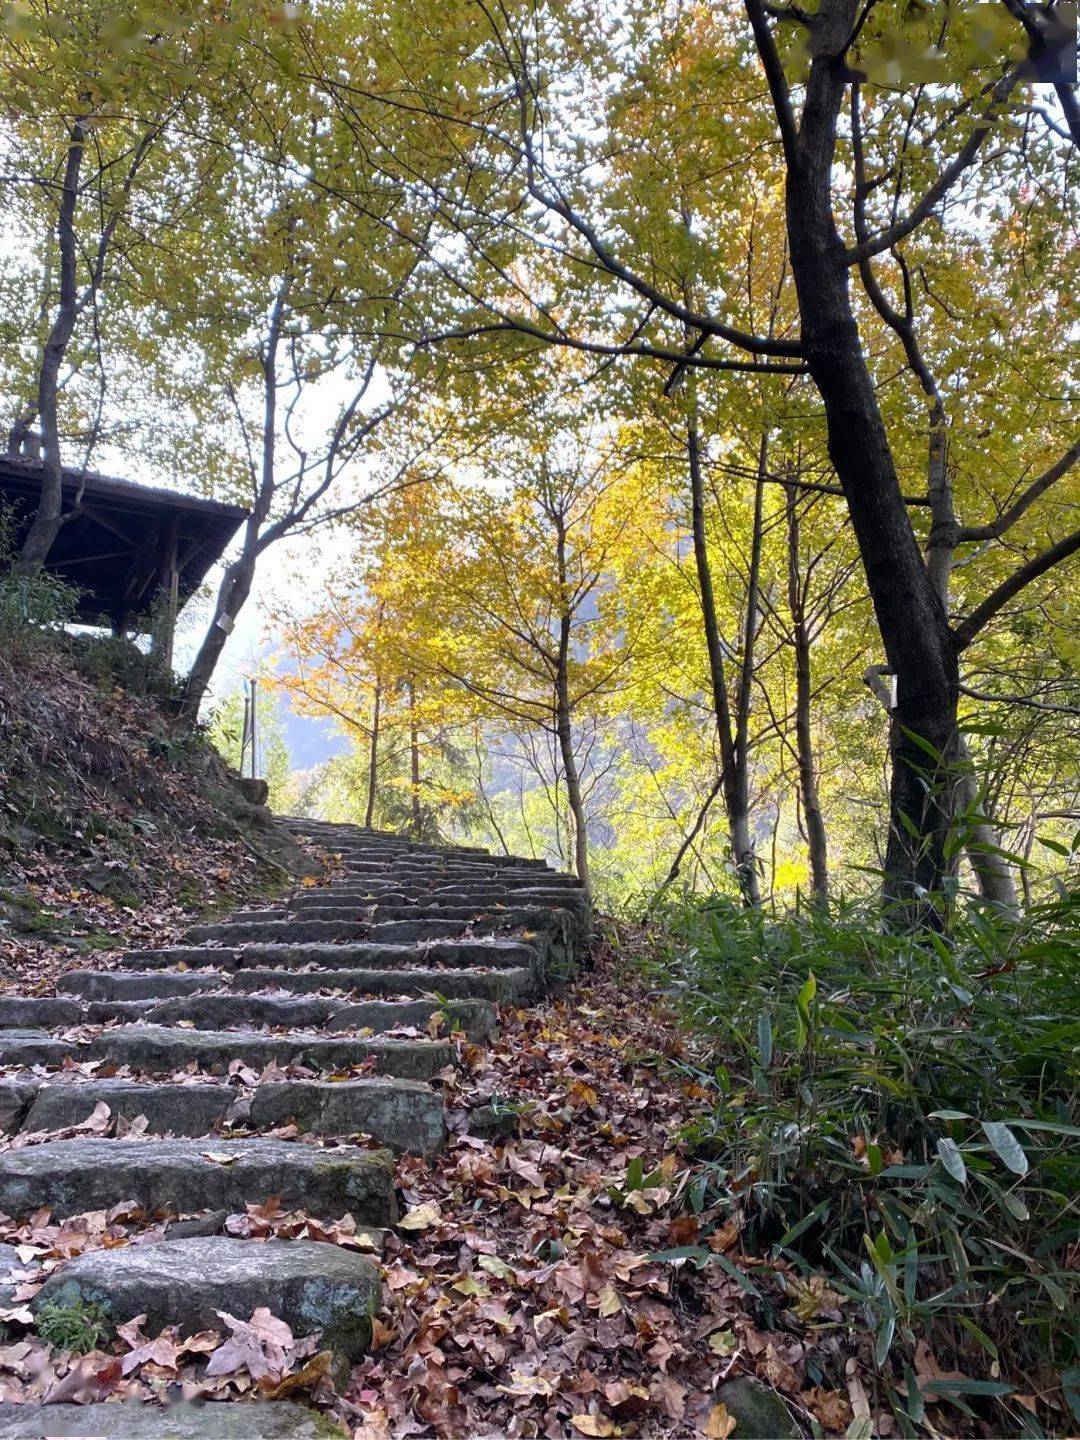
(0, 878, 882, 1440)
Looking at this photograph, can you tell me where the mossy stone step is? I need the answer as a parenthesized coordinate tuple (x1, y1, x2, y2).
(32, 1236, 380, 1359)
(0, 1137, 395, 1221)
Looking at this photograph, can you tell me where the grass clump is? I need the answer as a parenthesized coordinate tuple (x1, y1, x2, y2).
(35, 1298, 114, 1354)
(643, 887, 1079, 1437)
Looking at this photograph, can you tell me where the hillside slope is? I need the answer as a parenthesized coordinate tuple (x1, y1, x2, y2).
(0, 635, 317, 980)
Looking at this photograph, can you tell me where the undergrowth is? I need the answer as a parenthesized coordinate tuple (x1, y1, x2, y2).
(642, 885, 1080, 1438)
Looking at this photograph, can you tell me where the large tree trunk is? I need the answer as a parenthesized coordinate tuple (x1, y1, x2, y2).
(785, 488, 829, 900)
(772, 0, 959, 922)
(686, 420, 762, 903)
(15, 121, 86, 578)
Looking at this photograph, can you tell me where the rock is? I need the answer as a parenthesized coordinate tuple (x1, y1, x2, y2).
(23, 1080, 230, 1137)
(469, 1102, 521, 1140)
(248, 1078, 446, 1155)
(0, 1137, 396, 1223)
(0, 1241, 37, 1307)
(0, 997, 83, 1028)
(119, 947, 239, 971)
(0, 1078, 39, 1133)
(235, 776, 270, 805)
(33, 1237, 379, 1359)
(714, 1378, 800, 1438)
(0, 1032, 77, 1067)
(0, 1399, 344, 1438)
(165, 1209, 231, 1238)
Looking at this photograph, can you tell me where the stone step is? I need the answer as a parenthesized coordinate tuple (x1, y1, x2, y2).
(0, 1025, 452, 1078)
(229, 964, 535, 1004)
(117, 937, 538, 972)
(0, 1400, 337, 1438)
(59, 969, 232, 999)
(186, 917, 372, 944)
(22, 1075, 446, 1153)
(146, 991, 496, 1039)
(57, 963, 534, 1005)
(32, 1236, 379, 1359)
(246, 1077, 446, 1151)
(89, 1024, 452, 1079)
(0, 1136, 395, 1221)
(0, 996, 83, 1028)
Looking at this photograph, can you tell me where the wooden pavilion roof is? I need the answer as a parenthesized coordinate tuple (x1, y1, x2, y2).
(0, 456, 247, 632)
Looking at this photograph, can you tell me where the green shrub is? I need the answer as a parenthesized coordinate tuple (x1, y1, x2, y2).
(643, 884, 1079, 1435)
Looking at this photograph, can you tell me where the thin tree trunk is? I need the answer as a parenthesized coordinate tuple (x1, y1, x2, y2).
(365, 678, 381, 828)
(553, 513, 591, 893)
(407, 678, 422, 837)
(686, 419, 761, 903)
(16, 120, 86, 577)
(785, 486, 829, 900)
(181, 284, 287, 718)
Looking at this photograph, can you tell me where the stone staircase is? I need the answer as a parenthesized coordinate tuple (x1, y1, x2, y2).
(0, 821, 591, 1438)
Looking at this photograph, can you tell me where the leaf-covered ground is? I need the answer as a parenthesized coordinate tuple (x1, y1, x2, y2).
(0, 937, 899, 1439)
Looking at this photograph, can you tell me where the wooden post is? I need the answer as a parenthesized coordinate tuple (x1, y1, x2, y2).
(149, 516, 179, 668)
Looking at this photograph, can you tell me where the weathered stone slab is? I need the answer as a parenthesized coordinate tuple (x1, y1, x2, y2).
(187, 918, 371, 944)
(119, 946, 239, 970)
(0, 996, 83, 1028)
(0, 1078, 39, 1132)
(0, 1032, 77, 1066)
(23, 1080, 230, 1136)
(33, 1237, 379, 1357)
(85, 1024, 452, 1079)
(59, 969, 231, 1000)
(232, 964, 536, 1004)
(329, 996, 497, 1040)
(248, 1078, 446, 1154)
(235, 938, 540, 972)
(147, 993, 340, 1030)
(86, 998, 158, 1022)
(0, 1137, 396, 1222)
(0, 1400, 343, 1438)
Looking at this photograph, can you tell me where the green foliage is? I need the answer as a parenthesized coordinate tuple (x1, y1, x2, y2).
(644, 888, 1079, 1422)
(34, 1298, 113, 1355)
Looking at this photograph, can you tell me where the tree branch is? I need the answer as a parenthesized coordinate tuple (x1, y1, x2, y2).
(957, 438, 1080, 542)
(953, 526, 1080, 650)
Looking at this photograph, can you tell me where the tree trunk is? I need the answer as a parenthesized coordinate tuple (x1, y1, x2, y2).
(785, 487, 829, 900)
(686, 419, 762, 903)
(181, 541, 258, 717)
(774, 0, 959, 922)
(553, 515, 591, 894)
(16, 121, 86, 577)
(407, 679, 422, 836)
(180, 284, 287, 719)
(365, 679, 381, 829)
